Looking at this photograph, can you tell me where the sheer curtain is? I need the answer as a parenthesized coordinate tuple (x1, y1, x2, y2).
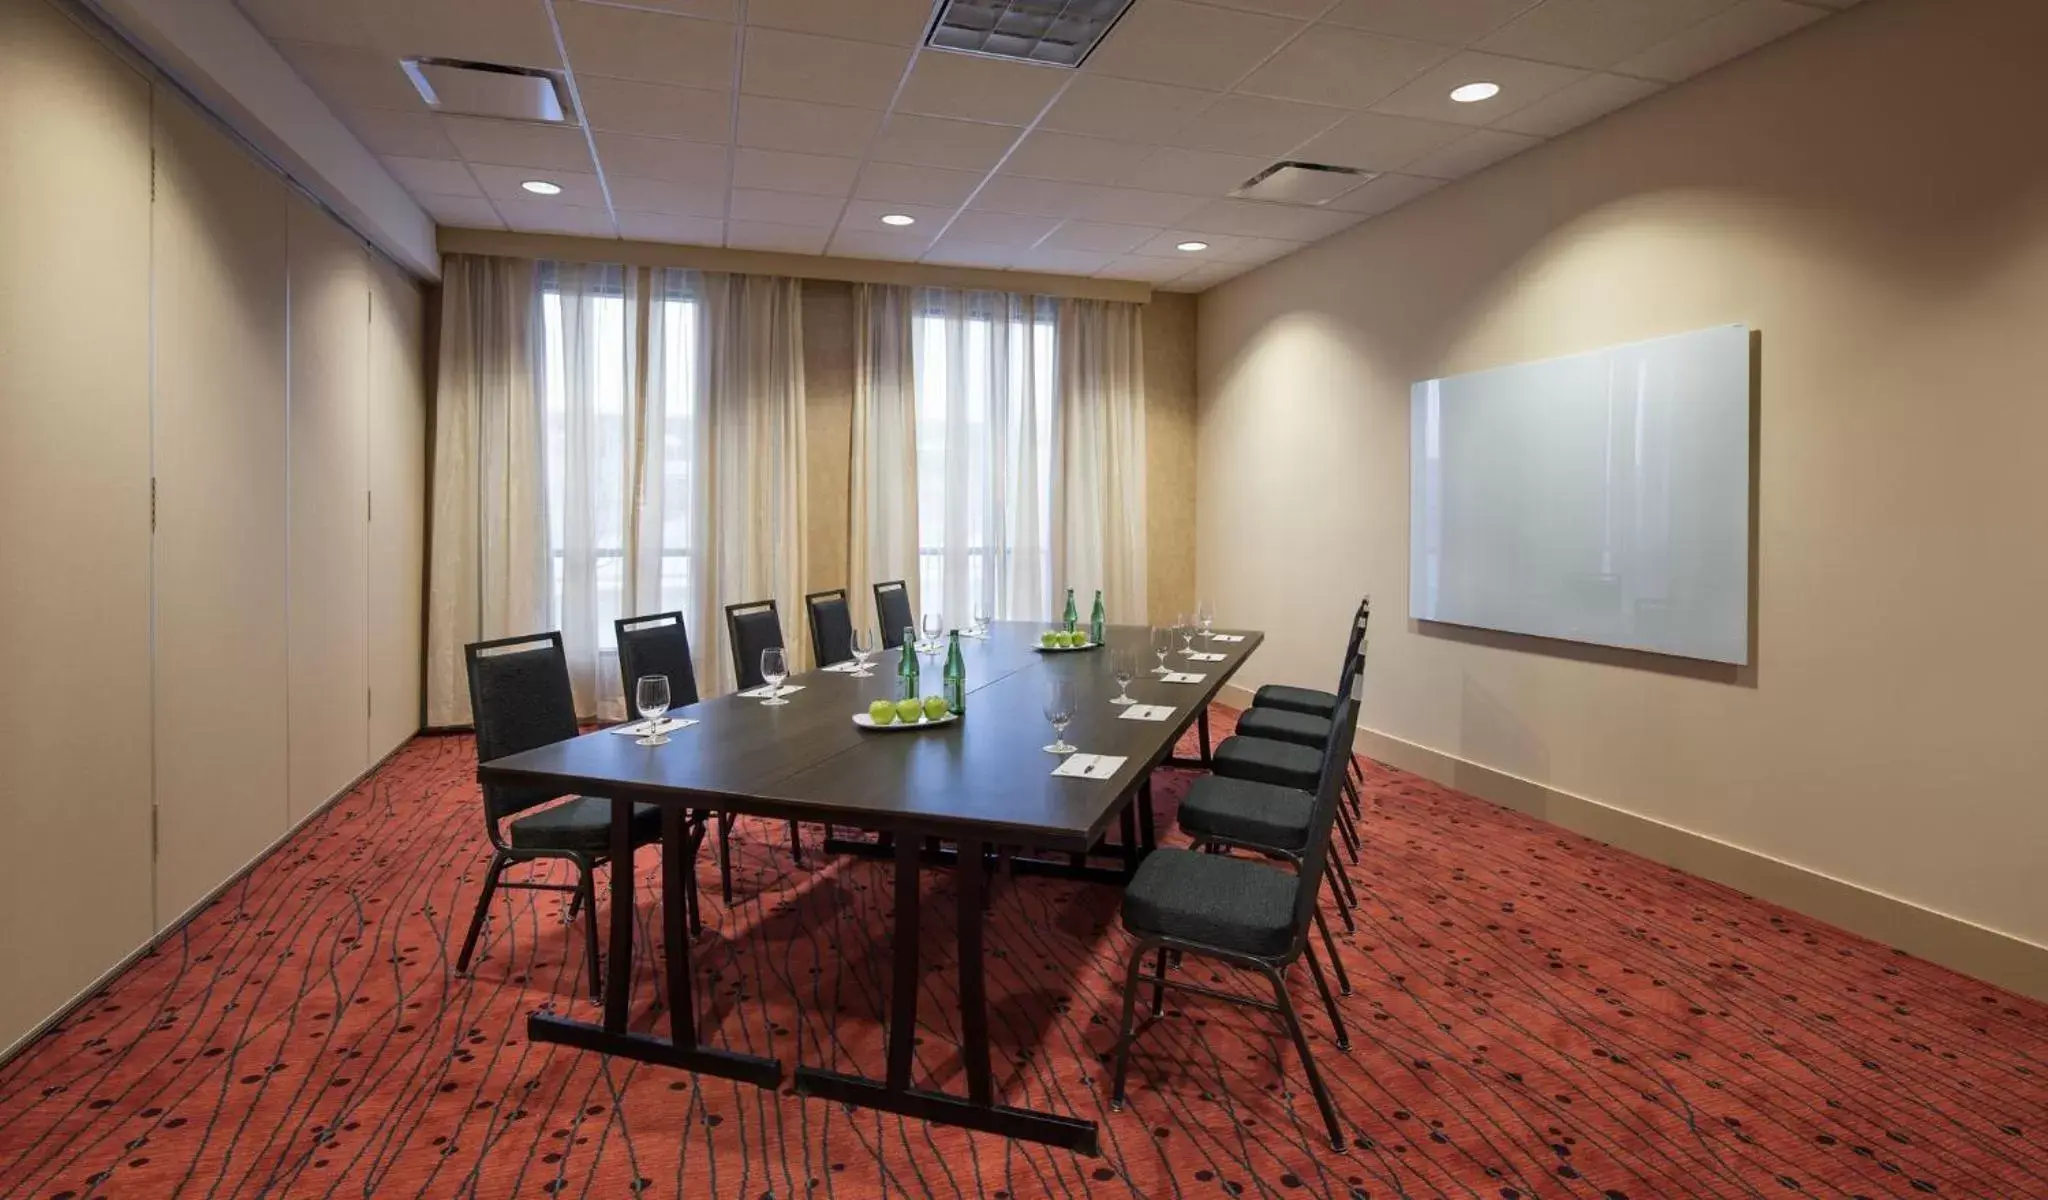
(1056, 298, 1148, 622)
(848, 283, 920, 638)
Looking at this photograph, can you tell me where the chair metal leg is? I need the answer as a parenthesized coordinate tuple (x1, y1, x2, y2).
(717, 813, 736, 904)
(1324, 868, 1356, 933)
(1150, 947, 1170, 1018)
(1342, 774, 1363, 819)
(1334, 802, 1361, 864)
(565, 883, 584, 921)
(787, 819, 804, 866)
(1266, 967, 1347, 1152)
(1312, 905, 1352, 996)
(579, 865, 603, 1002)
(456, 852, 508, 975)
(1303, 943, 1350, 1049)
(1347, 755, 1363, 786)
(1109, 944, 1152, 1111)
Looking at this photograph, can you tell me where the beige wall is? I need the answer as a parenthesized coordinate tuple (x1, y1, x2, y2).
(1197, 0, 2048, 981)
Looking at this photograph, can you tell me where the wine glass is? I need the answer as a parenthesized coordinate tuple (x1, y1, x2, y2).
(635, 675, 671, 746)
(759, 648, 790, 705)
(972, 604, 991, 639)
(1151, 625, 1173, 674)
(1177, 613, 1197, 657)
(1111, 650, 1138, 706)
(921, 612, 943, 655)
(849, 628, 874, 677)
(1196, 599, 1215, 645)
(1042, 678, 1076, 755)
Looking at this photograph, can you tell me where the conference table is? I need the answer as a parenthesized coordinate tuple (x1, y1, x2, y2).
(476, 620, 1263, 1153)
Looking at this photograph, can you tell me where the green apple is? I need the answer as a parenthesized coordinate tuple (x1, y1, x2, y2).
(923, 695, 950, 721)
(867, 699, 897, 725)
(894, 697, 924, 724)
(1062, 631, 1080, 648)
(1040, 630, 1059, 647)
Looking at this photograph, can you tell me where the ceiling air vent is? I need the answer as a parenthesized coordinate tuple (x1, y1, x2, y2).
(401, 58, 574, 123)
(1231, 161, 1376, 206)
(925, 0, 1138, 68)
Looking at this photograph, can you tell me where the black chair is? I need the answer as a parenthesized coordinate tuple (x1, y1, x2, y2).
(1239, 598, 1371, 800)
(1249, 596, 1369, 720)
(1110, 684, 1361, 1152)
(615, 612, 714, 930)
(805, 587, 855, 667)
(723, 599, 805, 867)
(459, 631, 662, 1000)
(873, 580, 914, 650)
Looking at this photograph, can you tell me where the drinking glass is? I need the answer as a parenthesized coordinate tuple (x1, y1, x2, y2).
(921, 612, 943, 655)
(1196, 599, 1215, 645)
(759, 648, 790, 705)
(1111, 650, 1138, 705)
(972, 605, 991, 638)
(1042, 678, 1076, 755)
(635, 674, 671, 746)
(1151, 625, 1173, 674)
(1177, 613, 1197, 657)
(849, 628, 874, 677)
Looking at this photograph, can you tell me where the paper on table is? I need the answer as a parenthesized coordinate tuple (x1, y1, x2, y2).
(1209, 633, 1245, 643)
(1189, 651, 1226, 662)
(738, 683, 807, 698)
(1051, 753, 1127, 780)
(1160, 671, 1207, 684)
(609, 717, 698, 736)
(820, 661, 864, 672)
(1117, 704, 1174, 722)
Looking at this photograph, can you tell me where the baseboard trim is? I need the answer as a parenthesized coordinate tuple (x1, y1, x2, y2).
(0, 731, 424, 1066)
(1216, 684, 2047, 1002)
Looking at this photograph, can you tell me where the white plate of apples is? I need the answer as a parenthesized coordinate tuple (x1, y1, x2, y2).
(1032, 630, 1097, 652)
(853, 696, 959, 730)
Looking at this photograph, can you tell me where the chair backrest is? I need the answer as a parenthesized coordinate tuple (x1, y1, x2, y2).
(874, 580, 914, 650)
(805, 588, 854, 666)
(615, 612, 701, 712)
(725, 599, 784, 691)
(1289, 669, 1364, 948)
(1335, 595, 1370, 693)
(464, 631, 578, 824)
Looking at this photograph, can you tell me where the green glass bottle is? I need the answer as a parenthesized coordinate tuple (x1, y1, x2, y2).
(1063, 587, 1078, 634)
(943, 630, 966, 715)
(1089, 589, 1106, 647)
(898, 626, 919, 699)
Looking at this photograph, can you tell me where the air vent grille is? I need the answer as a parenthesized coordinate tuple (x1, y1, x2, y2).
(1231, 161, 1375, 206)
(402, 58, 573, 124)
(925, 0, 1137, 68)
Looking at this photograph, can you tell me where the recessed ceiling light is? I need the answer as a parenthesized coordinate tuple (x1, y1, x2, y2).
(880, 213, 916, 226)
(1450, 82, 1501, 104)
(1176, 241, 1209, 252)
(521, 179, 563, 195)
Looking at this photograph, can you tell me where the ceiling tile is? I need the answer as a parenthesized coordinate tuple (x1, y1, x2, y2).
(556, 3, 735, 89)
(942, 210, 1061, 247)
(1065, 186, 1209, 226)
(1038, 76, 1219, 144)
(741, 28, 911, 110)
(871, 113, 1023, 172)
(1369, 51, 1588, 126)
(1211, 235, 1306, 264)
(1100, 253, 1203, 281)
(895, 49, 1069, 126)
(616, 211, 725, 243)
(1194, 0, 1333, 14)
(923, 238, 1021, 269)
(1292, 111, 1468, 172)
(276, 42, 426, 111)
(1323, 170, 1444, 213)
(1403, 127, 1542, 178)
(605, 175, 726, 216)
(724, 221, 833, 254)
(339, 108, 457, 158)
(414, 193, 503, 227)
(746, 0, 939, 46)
(1477, 0, 1736, 70)
(1009, 247, 1121, 276)
(1085, 0, 1305, 91)
(470, 163, 604, 204)
(1177, 198, 1363, 240)
(726, 187, 847, 227)
(1612, 0, 1826, 81)
(1492, 72, 1662, 136)
(1038, 221, 1154, 255)
(442, 116, 596, 172)
(1321, 0, 1543, 45)
(381, 155, 482, 196)
(732, 147, 862, 195)
(491, 198, 618, 237)
(1001, 130, 1141, 185)
(236, 0, 371, 47)
(1166, 93, 1347, 157)
(577, 76, 733, 143)
(357, 0, 562, 67)
(1236, 25, 1449, 108)
(595, 132, 731, 184)
(736, 96, 884, 157)
(1120, 146, 1267, 196)
(586, 0, 735, 19)
(968, 174, 1086, 218)
(854, 162, 986, 206)
(831, 228, 939, 259)
(839, 199, 959, 231)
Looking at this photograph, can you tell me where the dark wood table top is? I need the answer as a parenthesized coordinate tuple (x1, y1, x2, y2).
(478, 620, 1263, 852)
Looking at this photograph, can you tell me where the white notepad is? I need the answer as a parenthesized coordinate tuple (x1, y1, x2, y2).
(1209, 633, 1245, 643)
(1052, 753, 1127, 780)
(1117, 704, 1175, 722)
(1189, 651, 1226, 662)
(737, 683, 806, 699)
(609, 717, 697, 736)
(820, 661, 864, 672)
(1160, 671, 1207, 684)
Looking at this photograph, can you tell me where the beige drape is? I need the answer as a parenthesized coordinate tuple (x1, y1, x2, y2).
(425, 254, 547, 727)
(847, 283, 920, 639)
(1056, 298, 1148, 623)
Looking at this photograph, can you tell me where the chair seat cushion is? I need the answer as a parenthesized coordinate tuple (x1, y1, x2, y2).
(1123, 848, 1298, 958)
(1177, 775, 1314, 854)
(1232, 706, 1331, 749)
(1252, 684, 1337, 717)
(1212, 735, 1324, 792)
(509, 796, 663, 855)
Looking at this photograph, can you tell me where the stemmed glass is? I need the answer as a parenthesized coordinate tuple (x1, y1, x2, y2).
(1042, 678, 1076, 755)
(634, 675, 672, 746)
(972, 605, 991, 639)
(921, 612, 943, 656)
(1111, 650, 1138, 706)
(1196, 599, 1215, 646)
(1151, 626, 1173, 675)
(1177, 613, 1197, 657)
(849, 628, 874, 677)
(759, 648, 790, 705)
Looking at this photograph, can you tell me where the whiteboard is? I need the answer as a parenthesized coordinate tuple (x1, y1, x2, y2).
(1410, 325, 1752, 665)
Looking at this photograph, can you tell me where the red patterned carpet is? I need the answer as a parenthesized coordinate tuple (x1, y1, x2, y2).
(2, 706, 2043, 1200)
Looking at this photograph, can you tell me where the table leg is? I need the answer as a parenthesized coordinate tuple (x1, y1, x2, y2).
(604, 796, 634, 1034)
(1136, 777, 1158, 855)
(1167, 705, 1217, 770)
